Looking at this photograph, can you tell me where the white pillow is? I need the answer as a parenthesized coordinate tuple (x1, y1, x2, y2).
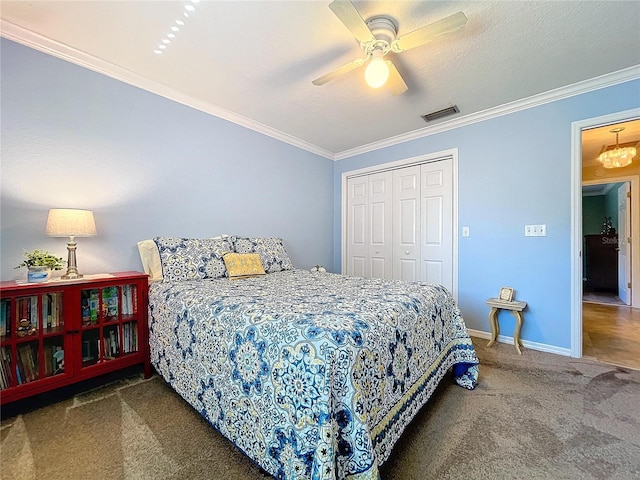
(137, 235, 230, 282)
(137, 239, 163, 282)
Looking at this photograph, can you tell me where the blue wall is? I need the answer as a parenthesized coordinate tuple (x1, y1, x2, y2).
(333, 79, 640, 350)
(583, 196, 607, 235)
(0, 39, 334, 280)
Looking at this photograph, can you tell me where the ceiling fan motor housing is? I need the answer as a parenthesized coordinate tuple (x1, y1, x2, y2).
(365, 16, 397, 54)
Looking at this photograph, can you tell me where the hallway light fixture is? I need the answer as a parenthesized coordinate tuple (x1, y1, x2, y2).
(597, 127, 636, 169)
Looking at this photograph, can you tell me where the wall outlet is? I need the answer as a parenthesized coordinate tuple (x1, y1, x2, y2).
(525, 224, 546, 237)
(462, 226, 470, 237)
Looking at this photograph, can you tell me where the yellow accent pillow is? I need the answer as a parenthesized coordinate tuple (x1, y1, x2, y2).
(223, 253, 266, 279)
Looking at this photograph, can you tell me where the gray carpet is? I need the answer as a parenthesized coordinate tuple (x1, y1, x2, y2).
(1, 338, 639, 479)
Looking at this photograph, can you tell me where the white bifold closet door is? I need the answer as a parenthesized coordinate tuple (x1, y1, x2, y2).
(346, 158, 453, 290)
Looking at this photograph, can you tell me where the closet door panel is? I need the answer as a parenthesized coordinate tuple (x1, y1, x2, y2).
(423, 260, 444, 285)
(346, 176, 369, 277)
(423, 196, 443, 245)
(421, 161, 453, 289)
(368, 172, 393, 278)
(399, 259, 418, 282)
(393, 166, 421, 280)
(351, 256, 367, 277)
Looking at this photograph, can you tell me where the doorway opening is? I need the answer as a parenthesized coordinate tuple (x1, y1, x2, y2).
(571, 110, 640, 368)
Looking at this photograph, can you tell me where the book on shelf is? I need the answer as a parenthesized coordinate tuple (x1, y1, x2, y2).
(0, 299, 9, 336)
(42, 344, 64, 376)
(17, 296, 38, 329)
(43, 345, 53, 376)
(102, 286, 119, 321)
(82, 339, 96, 363)
(122, 322, 139, 354)
(121, 285, 132, 315)
(53, 346, 64, 374)
(0, 347, 13, 389)
(17, 343, 38, 384)
(42, 293, 62, 329)
(102, 328, 119, 360)
(89, 290, 99, 324)
(81, 289, 100, 325)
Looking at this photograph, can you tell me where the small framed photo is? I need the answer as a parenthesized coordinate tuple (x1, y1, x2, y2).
(499, 286, 514, 302)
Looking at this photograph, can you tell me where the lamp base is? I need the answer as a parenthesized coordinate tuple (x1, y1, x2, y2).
(61, 272, 83, 280)
(63, 238, 83, 280)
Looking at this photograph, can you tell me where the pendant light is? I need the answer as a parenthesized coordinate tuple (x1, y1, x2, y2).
(597, 127, 636, 169)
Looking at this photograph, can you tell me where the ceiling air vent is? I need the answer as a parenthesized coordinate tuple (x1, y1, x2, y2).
(421, 105, 459, 122)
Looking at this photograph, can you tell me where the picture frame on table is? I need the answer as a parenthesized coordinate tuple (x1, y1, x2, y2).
(499, 286, 514, 302)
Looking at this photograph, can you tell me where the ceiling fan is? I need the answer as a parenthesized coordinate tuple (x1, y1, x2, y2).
(312, 0, 468, 95)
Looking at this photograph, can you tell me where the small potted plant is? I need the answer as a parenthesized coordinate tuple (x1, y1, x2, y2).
(15, 249, 66, 283)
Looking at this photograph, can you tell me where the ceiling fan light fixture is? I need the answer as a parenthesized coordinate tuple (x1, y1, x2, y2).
(598, 127, 636, 169)
(365, 50, 389, 88)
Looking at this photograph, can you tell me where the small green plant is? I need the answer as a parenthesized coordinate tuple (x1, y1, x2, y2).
(15, 249, 66, 270)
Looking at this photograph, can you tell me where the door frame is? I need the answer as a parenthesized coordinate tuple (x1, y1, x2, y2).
(571, 108, 640, 358)
(341, 148, 459, 299)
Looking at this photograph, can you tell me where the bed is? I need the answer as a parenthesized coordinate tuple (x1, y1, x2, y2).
(143, 236, 478, 480)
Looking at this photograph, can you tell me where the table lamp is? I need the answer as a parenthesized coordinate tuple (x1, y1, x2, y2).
(45, 208, 97, 279)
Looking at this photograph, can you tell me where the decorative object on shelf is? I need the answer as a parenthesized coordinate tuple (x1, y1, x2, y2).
(498, 286, 514, 302)
(310, 265, 327, 273)
(15, 249, 65, 283)
(597, 127, 636, 169)
(16, 318, 36, 337)
(46, 208, 97, 280)
(600, 216, 615, 235)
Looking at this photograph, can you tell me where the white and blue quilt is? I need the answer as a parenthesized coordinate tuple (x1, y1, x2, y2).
(148, 269, 478, 479)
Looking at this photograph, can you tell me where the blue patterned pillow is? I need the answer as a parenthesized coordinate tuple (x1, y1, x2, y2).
(153, 237, 234, 282)
(231, 237, 293, 273)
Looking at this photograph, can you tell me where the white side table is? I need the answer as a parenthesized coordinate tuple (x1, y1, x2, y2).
(486, 298, 527, 354)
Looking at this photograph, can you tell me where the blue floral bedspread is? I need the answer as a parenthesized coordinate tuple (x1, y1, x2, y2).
(148, 269, 478, 479)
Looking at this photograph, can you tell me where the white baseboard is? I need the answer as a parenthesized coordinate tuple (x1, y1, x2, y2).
(468, 329, 572, 357)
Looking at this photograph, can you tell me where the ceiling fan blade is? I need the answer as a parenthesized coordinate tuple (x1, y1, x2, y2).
(329, 0, 376, 45)
(312, 57, 367, 86)
(392, 12, 468, 52)
(385, 60, 408, 95)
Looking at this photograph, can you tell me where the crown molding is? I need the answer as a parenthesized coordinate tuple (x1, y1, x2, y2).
(334, 65, 640, 160)
(2, 19, 638, 163)
(0, 20, 335, 160)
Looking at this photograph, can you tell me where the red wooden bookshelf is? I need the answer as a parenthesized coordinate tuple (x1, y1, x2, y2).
(0, 271, 150, 405)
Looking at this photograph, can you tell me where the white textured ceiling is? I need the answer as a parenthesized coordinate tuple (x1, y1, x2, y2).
(1, 0, 639, 159)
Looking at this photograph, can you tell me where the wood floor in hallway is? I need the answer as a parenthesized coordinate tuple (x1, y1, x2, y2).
(583, 302, 640, 370)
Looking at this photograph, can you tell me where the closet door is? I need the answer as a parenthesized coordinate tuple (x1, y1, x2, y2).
(421, 160, 453, 288)
(393, 166, 421, 281)
(345, 172, 393, 278)
(368, 172, 393, 278)
(345, 157, 453, 289)
(346, 176, 369, 277)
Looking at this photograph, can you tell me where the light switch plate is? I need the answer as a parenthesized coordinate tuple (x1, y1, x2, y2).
(525, 224, 546, 237)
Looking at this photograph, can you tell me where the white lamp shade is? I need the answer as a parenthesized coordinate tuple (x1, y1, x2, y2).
(46, 209, 97, 237)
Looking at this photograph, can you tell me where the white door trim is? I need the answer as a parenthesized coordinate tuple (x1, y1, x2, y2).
(341, 148, 459, 299)
(570, 108, 640, 358)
